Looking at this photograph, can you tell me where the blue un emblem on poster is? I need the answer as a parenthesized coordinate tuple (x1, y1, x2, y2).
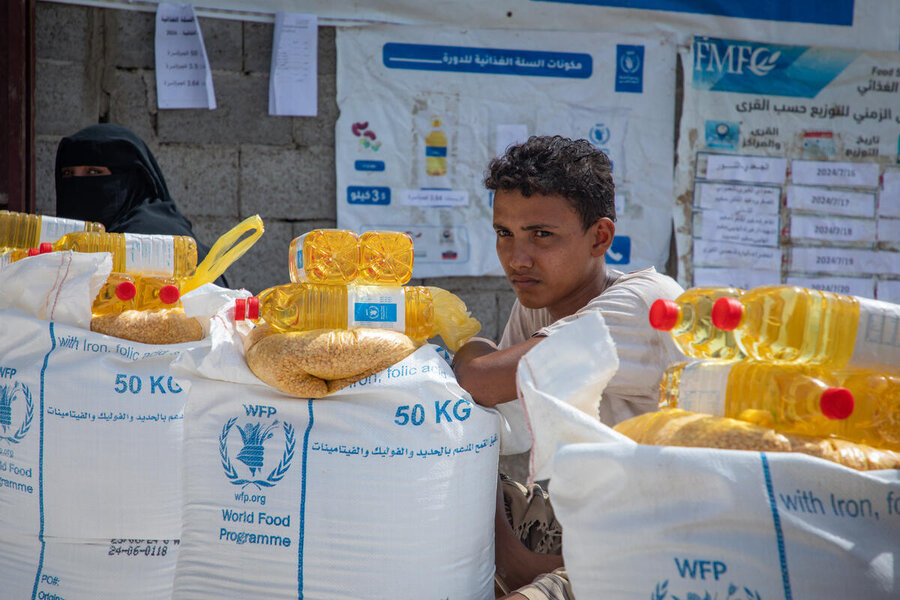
(615, 45, 644, 93)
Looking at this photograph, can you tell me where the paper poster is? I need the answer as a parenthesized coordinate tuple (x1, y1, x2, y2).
(268, 13, 318, 117)
(785, 275, 875, 298)
(336, 27, 676, 277)
(693, 266, 780, 290)
(877, 279, 900, 303)
(154, 3, 216, 110)
(674, 36, 900, 287)
(66, 0, 900, 54)
(881, 167, 900, 218)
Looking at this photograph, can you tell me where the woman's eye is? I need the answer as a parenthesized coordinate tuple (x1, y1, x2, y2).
(61, 169, 73, 178)
(88, 168, 104, 175)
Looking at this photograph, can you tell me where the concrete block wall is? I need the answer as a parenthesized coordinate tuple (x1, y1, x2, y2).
(32, 2, 514, 342)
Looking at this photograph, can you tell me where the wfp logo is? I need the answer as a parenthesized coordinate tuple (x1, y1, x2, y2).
(0, 382, 33, 444)
(220, 406, 294, 489)
(695, 39, 780, 77)
(589, 123, 610, 147)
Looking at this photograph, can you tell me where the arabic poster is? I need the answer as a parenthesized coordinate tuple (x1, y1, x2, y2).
(336, 27, 675, 277)
(268, 12, 318, 117)
(674, 36, 900, 299)
(155, 3, 216, 110)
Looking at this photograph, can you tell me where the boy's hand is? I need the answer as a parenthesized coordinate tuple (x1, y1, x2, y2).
(452, 336, 542, 407)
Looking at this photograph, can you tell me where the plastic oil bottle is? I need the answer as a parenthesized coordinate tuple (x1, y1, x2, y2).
(711, 285, 900, 371)
(289, 229, 414, 285)
(649, 287, 744, 360)
(424, 116, 448, 177)
(91, 215, 264, 315)
(233, 283, 480, 351)
(0, 210, 105, 250)
(659, 359, 862, 441)
(833, 369, 900, 450)
(40, 232, 198, 277)
(290, 229, 360, 284)
(358, 231, 414, 285)
(92, 274, 182, 315)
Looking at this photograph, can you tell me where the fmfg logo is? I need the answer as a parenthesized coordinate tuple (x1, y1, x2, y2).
(694, 39, 780, 77)
(690, 36, 856, 98)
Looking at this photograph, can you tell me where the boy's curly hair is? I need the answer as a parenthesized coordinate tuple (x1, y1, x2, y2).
(484, 135, 616, 229)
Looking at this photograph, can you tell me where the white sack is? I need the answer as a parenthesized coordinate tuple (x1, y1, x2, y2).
(173, 316, 500, 600)
(515, 310, 900, 599)
(0, 253, 212, 600)
(552, 444, 900, 600)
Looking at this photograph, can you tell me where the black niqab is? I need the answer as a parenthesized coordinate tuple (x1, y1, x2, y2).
(55, 124, 228, 286)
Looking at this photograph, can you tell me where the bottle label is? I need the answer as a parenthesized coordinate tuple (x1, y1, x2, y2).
(425, 146, 447, 157)
(292, 232, 309, 281)
(672, 361, 732, 416)
(852, 297, 900, 369)
(124, 234, 176, 277)
(39, 216, 87, 244)
(348, 286, 405, 331)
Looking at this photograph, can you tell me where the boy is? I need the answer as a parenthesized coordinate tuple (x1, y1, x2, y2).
(453, 135, 684, 598)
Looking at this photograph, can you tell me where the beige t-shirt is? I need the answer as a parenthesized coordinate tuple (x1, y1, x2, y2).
(497, 267, 685, 445)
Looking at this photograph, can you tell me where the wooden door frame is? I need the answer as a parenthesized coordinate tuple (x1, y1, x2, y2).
(3, 0, 36, 213)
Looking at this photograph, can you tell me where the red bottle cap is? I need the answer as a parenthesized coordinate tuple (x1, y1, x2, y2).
(246, 296, 260, 320)
(115, 281, 137, 301)
(159, 284, 180, 305)
(39, 242, 53, 254)
(27, 248, 40, 257)
(649, 299, 680, 330)
(820, 387, 854, 420)
(234, 298, 246, 321)
(712, 297, 744, 330)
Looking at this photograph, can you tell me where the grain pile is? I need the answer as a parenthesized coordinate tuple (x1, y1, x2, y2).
(244, 325, 418, 398)
(615, 408, 900, 471)
(91, 308, 203, 344)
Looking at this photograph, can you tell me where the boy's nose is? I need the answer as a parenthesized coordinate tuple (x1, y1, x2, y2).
(507, 245, 533, 270)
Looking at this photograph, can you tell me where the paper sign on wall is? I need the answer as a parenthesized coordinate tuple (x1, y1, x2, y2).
(269, 13, 318, 117)
(154, 3, 216, 110)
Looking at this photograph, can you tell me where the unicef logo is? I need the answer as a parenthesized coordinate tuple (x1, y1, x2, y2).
(220, 417, 294, 489)
(0, 382, 33, 444)
(589, 123, 611, 147)
(619, 50, 641, 74)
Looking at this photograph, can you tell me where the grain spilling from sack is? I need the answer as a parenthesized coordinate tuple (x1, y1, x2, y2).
(90, 308, 203, 344)
(615, 408, 900, 471)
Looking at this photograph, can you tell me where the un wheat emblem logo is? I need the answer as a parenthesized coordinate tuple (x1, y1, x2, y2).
(220, 417, 295, 489)
(0, 382, 33, 444)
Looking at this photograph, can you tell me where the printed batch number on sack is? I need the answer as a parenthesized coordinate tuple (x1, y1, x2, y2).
(113, 374, 182, 395)
(108, 539, 178, 557)
(394, 399, 472, 426)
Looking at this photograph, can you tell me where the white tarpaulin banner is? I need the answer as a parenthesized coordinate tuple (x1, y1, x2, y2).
(47, 0, 900, 52)
(336, 26, 676, 277)
(674, 36, 900, 298)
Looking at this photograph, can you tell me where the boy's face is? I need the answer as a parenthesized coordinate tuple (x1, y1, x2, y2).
(493, 189, 614, 318)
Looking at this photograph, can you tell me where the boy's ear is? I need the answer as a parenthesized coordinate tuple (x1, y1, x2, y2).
(590, 218, 616, 257)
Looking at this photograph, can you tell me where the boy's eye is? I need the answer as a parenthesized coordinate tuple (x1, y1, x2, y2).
(534, 230, 552, 238)
(495, 229, 511, 238)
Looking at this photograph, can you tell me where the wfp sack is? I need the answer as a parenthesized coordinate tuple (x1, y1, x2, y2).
(172, 314, 499, 600)
(516, 313, 900, 600)
(0, 252, 201, 599)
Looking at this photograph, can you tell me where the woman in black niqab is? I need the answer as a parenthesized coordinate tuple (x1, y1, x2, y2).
(55, 123, 228, 286)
